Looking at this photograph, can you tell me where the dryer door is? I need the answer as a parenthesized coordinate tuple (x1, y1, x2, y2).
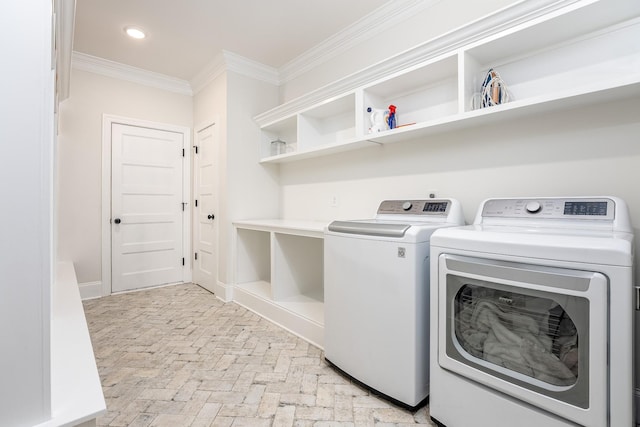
(437, 254, 607, 427)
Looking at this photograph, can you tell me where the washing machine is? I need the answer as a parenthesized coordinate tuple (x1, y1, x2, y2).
(324, 198, 465, 408)
(429, 197, 635, 427)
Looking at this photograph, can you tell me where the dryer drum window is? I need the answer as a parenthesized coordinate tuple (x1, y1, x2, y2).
(454, 284, 579, 386)
(444, 271, 592, 409)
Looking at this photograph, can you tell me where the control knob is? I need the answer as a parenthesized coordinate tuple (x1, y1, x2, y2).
(402, 201, 413, 211)
(525, 201, 542, 214)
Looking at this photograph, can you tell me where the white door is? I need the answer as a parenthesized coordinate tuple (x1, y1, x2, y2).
(193, 123, 217, 293)
(111, 123, 185, 292)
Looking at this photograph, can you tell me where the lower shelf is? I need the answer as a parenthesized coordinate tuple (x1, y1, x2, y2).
(234, 281, 324, 348)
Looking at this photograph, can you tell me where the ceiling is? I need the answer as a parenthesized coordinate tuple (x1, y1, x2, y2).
(73, 0, 390, 82)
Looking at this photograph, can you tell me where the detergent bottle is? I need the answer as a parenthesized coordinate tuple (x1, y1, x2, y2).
(367, 107, 388, 133)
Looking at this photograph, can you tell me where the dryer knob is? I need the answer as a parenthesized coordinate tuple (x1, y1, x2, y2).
(525, 201, 542, 213)
(402, 201, 413, 211)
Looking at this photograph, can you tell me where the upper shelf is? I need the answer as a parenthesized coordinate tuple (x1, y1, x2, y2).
(256, 0, 640, 164)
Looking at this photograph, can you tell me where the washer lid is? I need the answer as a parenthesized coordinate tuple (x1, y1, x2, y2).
(328, 220, 410, 237)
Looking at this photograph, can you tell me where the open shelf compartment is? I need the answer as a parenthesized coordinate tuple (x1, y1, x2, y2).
(298, 93, 356, 150)
(272, 233, 324, 324)
(362, 54, 458, 135)
(260, 115, 297, 160)
(462, 8, 640, 112)
(236, 228, 272, 298)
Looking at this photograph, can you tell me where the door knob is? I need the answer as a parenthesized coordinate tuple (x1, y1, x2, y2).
(114, 218, 121, 224)
(207, 214, 215, 220)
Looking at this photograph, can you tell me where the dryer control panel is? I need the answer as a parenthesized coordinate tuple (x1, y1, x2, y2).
(481, 197, 616, 221)
(377, 199, 451, 216)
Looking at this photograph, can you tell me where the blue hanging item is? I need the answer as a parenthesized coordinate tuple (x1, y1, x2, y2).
(480, 68, 509, 108)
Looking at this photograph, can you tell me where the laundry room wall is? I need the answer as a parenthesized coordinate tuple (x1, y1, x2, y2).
(279, 97, 640, 233)
(57, 68, 193, 286)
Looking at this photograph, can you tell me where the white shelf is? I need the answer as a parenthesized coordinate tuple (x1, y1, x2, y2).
(261, 115, 297, 158)
(363, 53, 459, 132)
(299, 93, 357, 149)
(255, 0, 640, 163)
(278, 293, 324, 325)
(48, 262, 106, 427)
(233, 219, 327, 237)
(233, 220, 327, 347)
(236, 280, 271, 299)
(462, 17, 640, 113)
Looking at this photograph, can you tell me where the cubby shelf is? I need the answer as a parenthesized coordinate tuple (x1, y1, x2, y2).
(256, 0, 640, 164)
(233, 220, 327, 347)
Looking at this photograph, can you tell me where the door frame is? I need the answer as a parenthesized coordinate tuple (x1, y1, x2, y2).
(101, 114, 192, 296)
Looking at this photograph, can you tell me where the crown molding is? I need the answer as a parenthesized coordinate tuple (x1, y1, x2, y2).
(70, 0, 583, 104)
(277, 0, 441, 85)
(255, 0, 582, 125)
(190, 50, 279, 94)
(189, 53, 226, 94)
(191, 1, 434, 91)
(72, 52, 193, 96)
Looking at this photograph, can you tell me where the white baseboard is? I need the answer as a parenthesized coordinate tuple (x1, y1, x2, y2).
(195, 280, 234, 302)
(232, 285, 323, 349)
(214, 281, 234, 302)
(78, 281, 103, 300)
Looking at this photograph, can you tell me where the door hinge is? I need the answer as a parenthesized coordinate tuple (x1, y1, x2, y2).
(182, 148, 185, 157)
(182, 257, 185, 266)
(195, 252, 198, 260)
(182, 202, 187, 211)
(193, 145, 199, 154)
(636, 287, 640, 310)
(195, 199, 198, 207)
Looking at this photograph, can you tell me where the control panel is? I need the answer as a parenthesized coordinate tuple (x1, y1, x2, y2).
(377, 199, 451, 216)
(481, 198, 615, 220)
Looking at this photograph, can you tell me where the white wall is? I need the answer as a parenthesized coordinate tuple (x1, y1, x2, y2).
(225, 72, 280, 283)
(281, 98, 640, 232)
(193, 71, 280, 285)
(280, 0, 517, 102)
(0, 1, 53, 425)
(57, 69, 193, 284)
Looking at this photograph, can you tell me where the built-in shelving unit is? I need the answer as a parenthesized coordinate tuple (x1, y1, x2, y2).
(233, 220, 327, 347)
(255, 0, 640, 163)
(239, 0, 640, 347)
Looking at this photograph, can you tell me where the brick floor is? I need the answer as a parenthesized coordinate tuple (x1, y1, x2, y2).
(83, 283, 436, 426)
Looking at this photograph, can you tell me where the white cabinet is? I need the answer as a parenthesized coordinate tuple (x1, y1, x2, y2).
(255, 0, 640, 163)
(233, 220, 326, 347)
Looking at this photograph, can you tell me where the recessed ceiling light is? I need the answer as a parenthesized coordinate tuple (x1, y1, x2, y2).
(124, 26, 146, 39)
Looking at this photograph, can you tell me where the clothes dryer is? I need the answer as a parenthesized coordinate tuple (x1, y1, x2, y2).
(429, 197, 634, 427)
